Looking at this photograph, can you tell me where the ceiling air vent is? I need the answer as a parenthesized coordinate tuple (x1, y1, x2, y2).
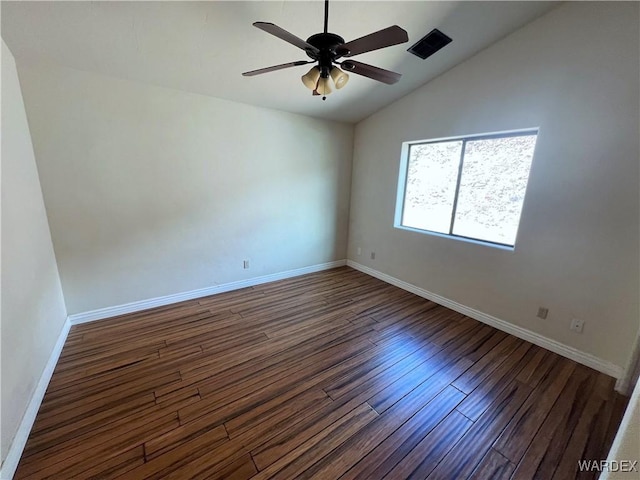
(407, 29, 452, 60)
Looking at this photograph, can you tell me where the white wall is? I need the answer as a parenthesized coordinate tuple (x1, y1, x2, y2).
(348, 2, 639, 370)
(1, 40, 67, 464)
(16, 63, 353, 315)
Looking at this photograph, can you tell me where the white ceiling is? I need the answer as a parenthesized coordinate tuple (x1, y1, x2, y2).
(1, 1, 558, 123)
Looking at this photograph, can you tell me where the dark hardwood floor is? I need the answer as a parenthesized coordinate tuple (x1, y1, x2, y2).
(15, 266, 627, 479)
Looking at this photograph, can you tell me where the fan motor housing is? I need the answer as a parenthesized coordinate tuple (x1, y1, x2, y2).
(306, 33, 347, 75)
(306, 33, 346, 58)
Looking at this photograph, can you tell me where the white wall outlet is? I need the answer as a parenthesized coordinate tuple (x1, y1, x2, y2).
(243, 260, 250, 269)
(357, 247, 361, 256)
(537, 307, 549, 319)
(570, 318, 584, 333)
(370, 251, 376, 260)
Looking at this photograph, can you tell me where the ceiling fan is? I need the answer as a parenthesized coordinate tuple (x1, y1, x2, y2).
(242, 0, 409, 100)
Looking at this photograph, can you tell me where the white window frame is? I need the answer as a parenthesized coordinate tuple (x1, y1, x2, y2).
(394, 128, 539, 250)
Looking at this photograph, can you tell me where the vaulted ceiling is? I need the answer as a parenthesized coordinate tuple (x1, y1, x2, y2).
(2, 1, 558, 123)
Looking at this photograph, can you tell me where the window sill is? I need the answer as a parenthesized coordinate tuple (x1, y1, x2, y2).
(394, 224, 516, 251)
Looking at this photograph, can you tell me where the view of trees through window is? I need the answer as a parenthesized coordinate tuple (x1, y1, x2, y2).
(400, 132, 537, 246)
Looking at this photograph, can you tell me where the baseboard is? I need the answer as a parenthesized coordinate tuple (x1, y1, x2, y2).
(68, 260, 347, 325)
(347, 260, 625, 386)
(614, 336, 639, 396)
(615, 377, 631, 396)
(0, 317, 71, 480)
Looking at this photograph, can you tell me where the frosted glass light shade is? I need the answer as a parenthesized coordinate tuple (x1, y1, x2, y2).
(330, 67, 349, 89)
(316, 76, 332, 95)
(301, 67, 321, 90)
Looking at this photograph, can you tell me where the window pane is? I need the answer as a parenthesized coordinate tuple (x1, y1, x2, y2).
(452, 135, 537, 245)
(402, 140, 462, 234)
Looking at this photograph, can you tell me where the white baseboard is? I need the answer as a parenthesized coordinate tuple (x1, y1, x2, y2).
(68, 260, 347, 325)
(347, 260, 625, 387)
(614, 335, 640, 395)
(615, 377, 631, 396)
(0, 317, 71, 480)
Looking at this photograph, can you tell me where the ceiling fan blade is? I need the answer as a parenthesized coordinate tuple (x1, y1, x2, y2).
(253, 22, 319, 54)
(338, 25, 408, 57)
(341, 60, 402, 85)
(242, 60, 312, 77)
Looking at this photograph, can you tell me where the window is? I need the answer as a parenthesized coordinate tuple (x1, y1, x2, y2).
(395, 130, 538, 248)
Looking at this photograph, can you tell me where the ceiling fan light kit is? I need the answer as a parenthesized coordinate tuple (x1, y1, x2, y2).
(301, 66, 348, 98)
(330, 67, 349, 89)
(242, 0, 409, 100)
(301, 66, 321, 90)
(315, 76, 332, 97)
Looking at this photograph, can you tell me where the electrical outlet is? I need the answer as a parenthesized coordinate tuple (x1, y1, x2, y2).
(243, 260, 250, 269)
(536, 307, 549, 319)
(370, 251, 376, 260)
(570, 318, 584, 333)
(357, 247, 361, 256)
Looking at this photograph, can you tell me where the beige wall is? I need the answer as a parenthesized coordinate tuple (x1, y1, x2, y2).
(0, 40, 67, 463)
(347, 2, 639, 370)
(16, 63, 354, 314)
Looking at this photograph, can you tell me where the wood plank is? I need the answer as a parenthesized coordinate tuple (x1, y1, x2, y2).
(196, 326, 395, 403)
(456, 341, 535, 421)
(493, 357, 577, 463)
(32, 371, 182, 433)
(510, 365, 595, 479)
(385, 411, 473, 479)
(23, 393, 156, 457)
(196, 453, 257, 480)
(73, 445, 145, 480)
(550, 373, 611, 480)
(250, 404, 379, 480)
(170, 322, 374, 392)
(224, 388, 332, 439)
(572, 384, 627, 480)
(452, 334, 521, 393)
(38, 369, 180, 416)
(366, 352, 472, 414)
(337, 386, 467, 480)
(144, 423, 228, 460)
(16, 413, 179, 479)
(425, 380, 533, 480)
(323, 341, 442, 401)
(115, 423, 240, 480)
(13, 267, 624, 480)
(297, 370, 471, 479)
(20, 395, 198, 471)
(178, 339, 374, 426)
(43, 346, 203, 397)
(469, 449, 516, 480)
(250, 400, 374, 471)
